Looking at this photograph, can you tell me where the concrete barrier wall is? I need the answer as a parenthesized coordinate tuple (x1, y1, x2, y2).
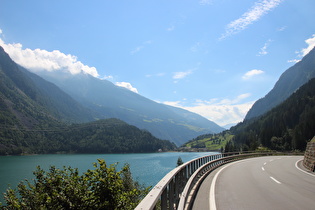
(303, 140, 315, 172)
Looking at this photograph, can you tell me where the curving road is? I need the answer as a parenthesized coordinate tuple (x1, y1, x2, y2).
(193, 156, 315, 210)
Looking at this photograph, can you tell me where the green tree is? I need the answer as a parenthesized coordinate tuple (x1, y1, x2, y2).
(1, 159, 150, 209)
(177, 157, 184, 166)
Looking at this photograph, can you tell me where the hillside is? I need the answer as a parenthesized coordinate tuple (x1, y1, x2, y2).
(245, 47, 315, 120)
(35, 69, 224, 145)
(0, 46, 62, 130)
(181, 130, 233, 151)
(0, 46, 175, 155)
(0, 46, 95, 125)
(41, 118, 176, 154)
(228, 78, 315, 152)
(184, 78, 315, 152)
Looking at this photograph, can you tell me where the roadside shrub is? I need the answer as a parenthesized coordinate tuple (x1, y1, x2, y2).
(1, 159, 149, 209)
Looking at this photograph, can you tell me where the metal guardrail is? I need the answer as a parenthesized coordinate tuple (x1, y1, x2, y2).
(135, 151, 303, 210)
(135, 153, 223, 210)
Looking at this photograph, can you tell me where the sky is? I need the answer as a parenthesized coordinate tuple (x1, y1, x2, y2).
(0, 0, 315, 127)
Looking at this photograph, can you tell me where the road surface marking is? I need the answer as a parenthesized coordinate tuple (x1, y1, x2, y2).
(262, 166, 265, 171)
(209, 159, 250, 210)
(270, 176, 281, 184)
(295, 159, 315, 177)
(264, 162, 267, 165)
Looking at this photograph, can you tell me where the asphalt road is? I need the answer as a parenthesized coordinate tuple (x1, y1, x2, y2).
(192, 156, 315, 210)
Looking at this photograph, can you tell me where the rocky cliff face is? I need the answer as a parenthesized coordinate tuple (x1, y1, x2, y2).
(303, 138, 315, 172)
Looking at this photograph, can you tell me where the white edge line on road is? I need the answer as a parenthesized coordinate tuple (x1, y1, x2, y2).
(295, 159, 315, 177)
(209, 159, 250, 210)
(270, 176, 281, 184)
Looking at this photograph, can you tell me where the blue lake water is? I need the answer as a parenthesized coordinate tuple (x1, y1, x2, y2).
(0, 152, 218, 203)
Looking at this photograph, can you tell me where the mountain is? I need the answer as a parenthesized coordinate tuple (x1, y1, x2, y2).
(0, 46, 175, 155)
(186, 77, 315, 153)
(35, 69, 224, 146)
(18, 66, 96, 123)
(245, 47, 315, 120)
(0, 46, 95, 125)
(39, 118, 176, 154)
(227, 78, 315, 152)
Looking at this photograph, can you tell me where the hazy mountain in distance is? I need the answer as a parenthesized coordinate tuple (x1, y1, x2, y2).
(0, 46, 93, 127)
(0, 46, 175, 155)
(35, 70, 224, 145)
(245, 47, 315, 120)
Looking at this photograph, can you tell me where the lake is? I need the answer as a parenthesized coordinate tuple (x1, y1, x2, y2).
(0, 152, 218, 203)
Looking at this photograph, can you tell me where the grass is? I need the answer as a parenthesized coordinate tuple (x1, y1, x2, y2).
(184, 132, 234, 150)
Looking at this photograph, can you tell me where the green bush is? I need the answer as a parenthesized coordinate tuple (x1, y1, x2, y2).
(1, 159, 150, 209)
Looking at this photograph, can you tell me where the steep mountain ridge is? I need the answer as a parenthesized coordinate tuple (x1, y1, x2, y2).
(18, 66, 95, 123)
(0, 46, 95, 125)
(0, 46, 60, 130)
(0, 46, 175, 155)
(35, 68, 224, 145)
(245, 47, 315, 120)
(229, 78, 315, 151)
(184, 78, 315, 152)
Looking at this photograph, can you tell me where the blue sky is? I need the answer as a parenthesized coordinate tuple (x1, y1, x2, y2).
(0, 0, 315, 127)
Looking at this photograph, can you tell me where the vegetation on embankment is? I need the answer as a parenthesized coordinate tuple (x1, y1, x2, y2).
(181, 130, 233, 151)
(0, 159, 149, 209)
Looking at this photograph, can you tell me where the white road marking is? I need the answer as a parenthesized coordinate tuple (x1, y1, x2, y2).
(270, 176, 281, 184)
(209, 159, 250, 210)
(209, 165, 228, 210)
(262, 166, 265, 171)
(295, 159, 315, 177)
(264, 162, 267, 165)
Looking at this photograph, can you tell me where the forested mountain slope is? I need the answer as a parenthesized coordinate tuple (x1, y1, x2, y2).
(183, 78, 315, 152)
(245, 47, 315, 120)
(0, 46, 175, 155)
(35, 66, 224, 146)
(228, 78, 315, 151)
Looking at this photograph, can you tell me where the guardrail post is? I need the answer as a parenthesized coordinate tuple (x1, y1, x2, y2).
(175, 173, 180, 206)
(169, 179, 175, 210)
(161, 187, 167, 209)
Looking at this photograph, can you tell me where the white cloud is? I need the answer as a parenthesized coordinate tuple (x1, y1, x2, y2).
(287, 59, 301, 63)
(242, 69, 264, 80)
(130, 46, 144, 55)
(301, 34, 315, 57)
(277, 26, 287, 31)
(163, 101, 182, 107)
(0, 29, 2, 34)
(173, 69, 194, 80)
(190, 42, 201, 53)
(162, 94, 253, 126)
(288, 34, 315, 63)
(100, 75, 114, 80)
(167, 25, 175, 31)
(130, 40, 152, 55)
(0, 38, 99, 77)
(115, 82, 138, 93)
(258, 39, 272, 56)
(199, 0, 213, 5)
(220, 0, 283, 39)
(146, 72, 165, 78)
